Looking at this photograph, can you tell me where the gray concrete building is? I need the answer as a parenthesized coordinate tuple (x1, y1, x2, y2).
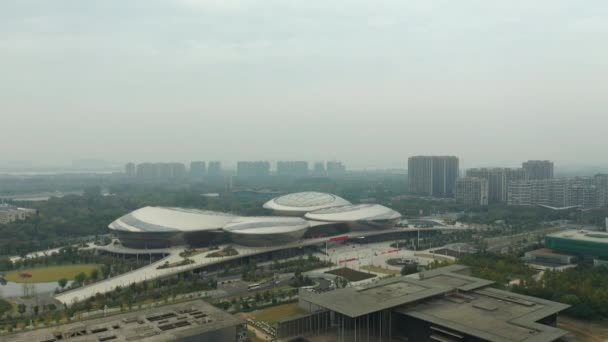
(236, 161, 270, 179)
(466, 168, 525, 203)
(125, 162, 136, 177)
(508, 178, 601, 208)
(313, 162, 326, 176)
(136, 163, 187, 181)
(326, 161, 346, 176)
(276, 161, 308, 178)
(279, 265, 569, 342)
(456, 177, 489, 206)
(189, 161, 206, 179)
(408, 156, 459, 198)
(523, 160, 554, 180)
(207, 161, 222, 179)
(596, 174, 608, 207)
(0, 204, 37, 225)
(3, 300, 246, 342)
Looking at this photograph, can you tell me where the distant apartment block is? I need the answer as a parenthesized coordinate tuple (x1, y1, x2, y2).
(0, 204, 37, 225)
(568, 177, 599, 209)
(313, 162, 326, 176)
(135, 162, 186, 180)
(408, 156, 459, 198)
(508, 177, 602, 208)
(207, 161, 222, 178)
(276, 161, 308, 178)
(326, 161, 346, 176)
(189, 161, 206, 179)
(523, 160, 554, 180)
(237, 161, 271, 178)
(456, 177, 489, 206)
(466, 168, 525, 203)
(595, 174, 608, 207)
(124, 162, 136, 177)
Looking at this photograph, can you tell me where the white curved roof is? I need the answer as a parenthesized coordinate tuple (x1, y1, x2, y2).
(304, 204, 401, 222)
(263, 192, 351, 213)
(223, 216, 309, 235)
(108, 206, 236, 233)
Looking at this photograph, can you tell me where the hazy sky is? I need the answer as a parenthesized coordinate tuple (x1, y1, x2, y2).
(1, 1, 607, 169)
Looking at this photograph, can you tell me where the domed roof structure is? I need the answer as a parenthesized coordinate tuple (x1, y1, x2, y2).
(305, 204, 402, 222)
(223, 216, 309, 247)
(108, 206, 236, 233)
(263, 192, 351, 215)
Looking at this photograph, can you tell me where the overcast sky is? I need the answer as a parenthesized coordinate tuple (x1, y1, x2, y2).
(1, 0, 607, 169)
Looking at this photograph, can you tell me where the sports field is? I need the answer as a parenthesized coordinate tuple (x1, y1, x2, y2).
(3, 264, 102, 283)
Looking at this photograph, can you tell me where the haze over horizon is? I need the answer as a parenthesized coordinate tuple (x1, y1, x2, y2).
(2, 1, 607, 169)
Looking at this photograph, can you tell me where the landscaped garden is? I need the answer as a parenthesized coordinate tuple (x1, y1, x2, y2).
(325, 267, 376, 282)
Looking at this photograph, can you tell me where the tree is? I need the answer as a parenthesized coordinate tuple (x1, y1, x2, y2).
(75, 272, 87, 285)
(101, 265, 111, 279)
(90, 269, 100, 282)
(400, 264, 418, 276)
(58, 278, 68, 289)
(17, 303, 26, 317)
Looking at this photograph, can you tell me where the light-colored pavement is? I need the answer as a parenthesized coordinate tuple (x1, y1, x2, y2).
(53, 226, 468, 305)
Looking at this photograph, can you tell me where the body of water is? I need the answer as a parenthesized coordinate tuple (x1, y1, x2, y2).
(0, 280, 72, 298)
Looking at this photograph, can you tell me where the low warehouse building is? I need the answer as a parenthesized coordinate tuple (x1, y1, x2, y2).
(4, 300, 246, 342)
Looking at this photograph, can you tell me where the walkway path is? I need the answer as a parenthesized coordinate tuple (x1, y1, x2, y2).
(53, 226, 467, 305)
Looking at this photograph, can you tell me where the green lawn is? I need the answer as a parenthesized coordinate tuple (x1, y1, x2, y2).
(249, 303, 307, 325)
(3, 264, 102, 283)
(325, 267, 377, 282)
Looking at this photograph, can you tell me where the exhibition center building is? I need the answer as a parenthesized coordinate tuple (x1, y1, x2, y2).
(108, 192, 402, 249)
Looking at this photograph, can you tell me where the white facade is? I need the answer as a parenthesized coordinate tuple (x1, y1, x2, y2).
(263, 192, 351, 216)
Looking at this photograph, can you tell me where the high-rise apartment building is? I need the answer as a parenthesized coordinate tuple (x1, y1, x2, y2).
(237, 161, 271, 179)
(408, 156, 459, 198)
(276, 161, 308, 178)
(313, 162, 326, 176)
(125, 162, 136, 177)
(455, 177, 489, 206)
(190, 161, 206, 179)
(595, 174, 608, 208)
(135, 163, 186, 180)
(207, 161, 222, 178)
(326, 161, 346, 176)
(466, 168, 525, 203)
(523, 160, 554, 180)
(508, 178, 600, 208)
(568, 178, 599, 209)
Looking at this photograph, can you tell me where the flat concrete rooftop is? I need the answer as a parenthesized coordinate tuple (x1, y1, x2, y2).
(299, 265, 569, 342)
(548, 229, 608, 243)
(301, 265, 493, 317)
(397, 287, 570, 342)
(3, 300, 243, 342)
